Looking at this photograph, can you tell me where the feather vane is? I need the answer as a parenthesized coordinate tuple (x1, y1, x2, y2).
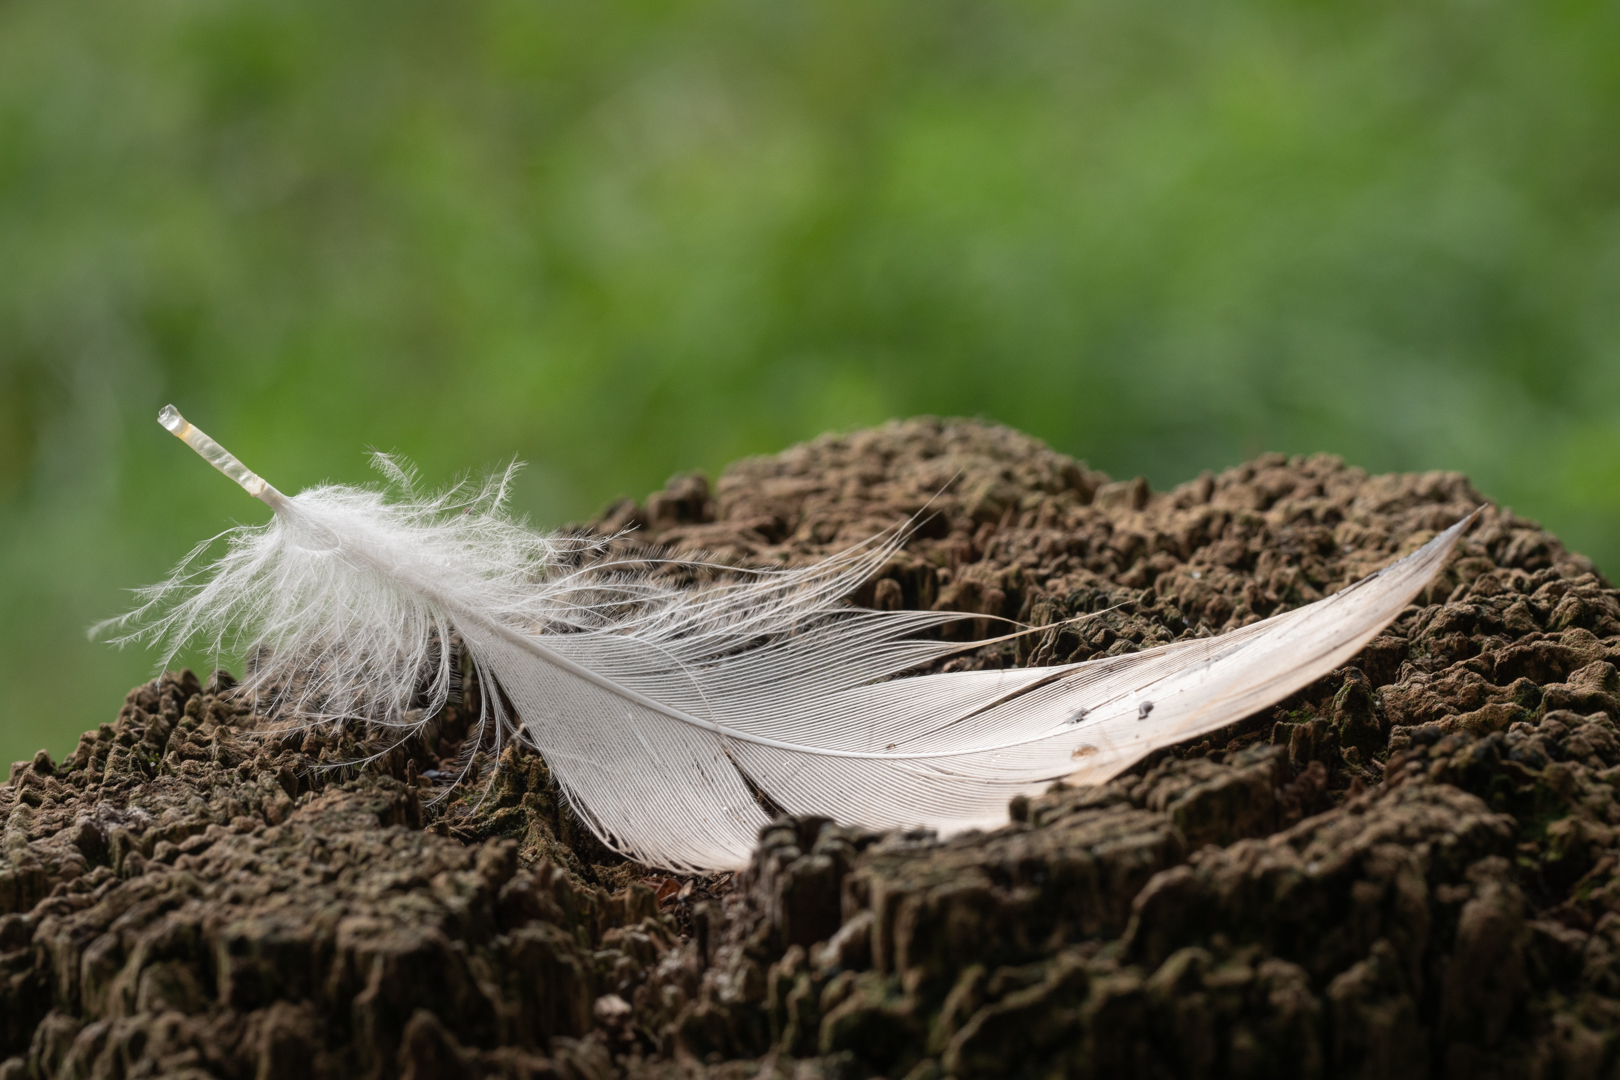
(100, 408, 1473, 870)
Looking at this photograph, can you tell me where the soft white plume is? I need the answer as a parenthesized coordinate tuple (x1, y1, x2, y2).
(100, 408, 1474, 870)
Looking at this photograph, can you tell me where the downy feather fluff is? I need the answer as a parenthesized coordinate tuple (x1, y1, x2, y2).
(100, 407, 1474, 870)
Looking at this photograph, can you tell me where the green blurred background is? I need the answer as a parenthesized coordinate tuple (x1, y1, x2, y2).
(3, 0, 1618, 769)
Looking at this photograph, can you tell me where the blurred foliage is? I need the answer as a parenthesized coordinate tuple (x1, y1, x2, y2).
(2, 0, 1618, 768)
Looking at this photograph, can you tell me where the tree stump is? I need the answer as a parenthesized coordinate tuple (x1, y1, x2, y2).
(4, 419, 1618, 1079)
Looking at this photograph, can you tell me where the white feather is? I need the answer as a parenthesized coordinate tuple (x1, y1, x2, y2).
(100, 408, 1472, 870)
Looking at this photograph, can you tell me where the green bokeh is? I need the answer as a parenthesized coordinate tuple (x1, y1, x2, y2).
(3, 0, 1618, 769)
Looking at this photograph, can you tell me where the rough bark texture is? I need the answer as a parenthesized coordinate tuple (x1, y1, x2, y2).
(5, 418, 1620, 1080)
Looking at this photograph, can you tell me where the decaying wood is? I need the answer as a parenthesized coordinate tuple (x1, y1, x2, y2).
(4, 419, 1617, 1079)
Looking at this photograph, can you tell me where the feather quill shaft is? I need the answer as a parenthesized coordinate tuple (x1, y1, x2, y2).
(104, 408, 1474, 870)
